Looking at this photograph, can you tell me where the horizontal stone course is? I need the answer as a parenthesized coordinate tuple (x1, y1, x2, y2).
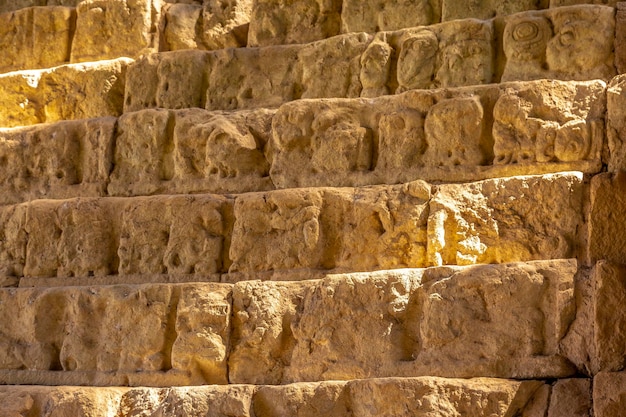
(0, 376, 588, 416)
(0, 79, 604, 205)
(0, 173, 584, 280)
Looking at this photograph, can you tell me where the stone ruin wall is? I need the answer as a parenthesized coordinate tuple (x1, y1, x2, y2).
(2, 0, 626, 415)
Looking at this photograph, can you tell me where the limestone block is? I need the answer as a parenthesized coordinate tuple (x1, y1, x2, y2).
(70, 0, 159, 63)
(546, 379, 591, 417)
(117, 195, 232, 276)
(562, 262, 626, 375)
(616, 3, 626, 73)
(254, 382, 349, 417)
(0, 58, 131, 128)
(607, 75, 626, 171)
(0, 117, 116, 205)
(0, 283, 231, 382)
(22, 199, 118, 278)
(270, 80, 604, 188)
(551, 0, 619, 5)
(109, 108, 274, 196)
(395, 20, 494, 92)
(0, 0, 79, 13)
(0, 204, 28, 277)
(205, 46, 300, 110)
(0, 6, 74, 73)
(247, 0, 342, 47)
(588, 173, 626, 264)
(228, 181, 430, 273)
(346, 378, 551, 417)
(428, 172, 584, 266)
(442, 0, 540, 21)
(501, 6, 615, 82)
(593, 372, 626, 417)
(229, 260, 577, 384)
(341, 0, 439, 34)
(164, 0, 251, 50)
(298, 33, 369, 100)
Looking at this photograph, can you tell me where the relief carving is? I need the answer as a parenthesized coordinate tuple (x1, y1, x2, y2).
(359, 39, 393, 98)
(396, 30, 439, 92)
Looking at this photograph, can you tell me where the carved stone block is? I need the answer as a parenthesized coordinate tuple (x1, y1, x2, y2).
(247, 0, 342, 47)
(501, 6, 615, 82)
(0, 283, 231, 382)
(0, 6, 74, 73)
(229, 260, 577, 384)
(428, 172, 584, 266)
(341, 0, 438, 34)
(229, 182, 430, 273)
(0, 117, 116, 205)
(70, 0, 159, 63)
(588, 173, 626, 264)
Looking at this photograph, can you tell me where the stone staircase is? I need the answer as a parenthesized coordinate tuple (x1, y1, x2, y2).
(1, 0, 626, 415)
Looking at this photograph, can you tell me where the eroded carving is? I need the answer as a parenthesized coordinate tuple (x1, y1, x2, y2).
(359, 39, 393, 98)
(396, 30, 439, 92)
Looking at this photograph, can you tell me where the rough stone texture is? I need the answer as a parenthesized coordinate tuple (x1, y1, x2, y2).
(341, 0, 440, 34)
(0, 0, 80, 14)
(562, 262, 626, 376)
(270, 80, 604, 188)
(594, 372, 626, 417)
(0, 194, 233, 279)
(501, 6, 615, 82)
(0, 117, 116, 205)
(442, 0, 540, 21)
(588, 172, 626, 265)
(0, 377, 584, 416)
(428, 172, 583, 266)
(0, 58, 131, 128)
(163, 0, 252, 51)
(247, 0, 342, 47)
(70, 0, 159, 63)
(0, 6, 75, 74)
(108, 108, 273, 197)
(0, 283, 231, 384)
(607, 74, 626, 171)
(228, 181, 430, 273)
(229, 260, 577, 384)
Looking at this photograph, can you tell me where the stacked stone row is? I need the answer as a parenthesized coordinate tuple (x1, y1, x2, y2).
(2, 0, 626, 416)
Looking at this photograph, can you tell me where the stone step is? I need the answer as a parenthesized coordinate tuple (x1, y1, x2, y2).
(0, 260, 584, 384)
(0, 58, 131, 128)
(0, 79, 605, 204)
(0, 173, 583, 281)
(0, 376, 589, 416)
(250, 0, 618, 47)
(126, 5, 617, 115)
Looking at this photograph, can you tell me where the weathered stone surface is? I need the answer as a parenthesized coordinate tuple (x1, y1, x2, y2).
(588, 173, 626, 264)
(0, 378, 573, 415)
(247, 0, 342, 47)
(0, 194, 232, 279)
(0, 0, 79, 14)
(108, 108, 273, 196)
(394, 20, 494, 92)
(270, 80, 604, 188)
(428, 172, 584, 266)
(501, 6, 615, 82)
(0, 283, 231, 384)
(228, 181, 430, 273)
(547, 379, 591, 417)
(229, 260, 577, 384)
(562, 262, 626, 375)
(0, 117, 116, 205)
(70, 0, 159, 63)
(594, 372, 626, 417)
(341, 0, 439, 34)
(163, 0, 251, 51)
(0, 6, 74, 73)
(607, 74, 626, 171)
(0, 58, 131, 128)
(442, 0, 539, 21)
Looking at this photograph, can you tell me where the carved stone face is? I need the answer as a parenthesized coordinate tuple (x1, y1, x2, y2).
(359, 40, 392, 92)
(397, 30, 439, 90)
(546, 15, 611, 74)
(503, 16, 551, 61)
(436, 39, 492, 87)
